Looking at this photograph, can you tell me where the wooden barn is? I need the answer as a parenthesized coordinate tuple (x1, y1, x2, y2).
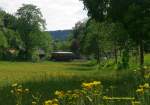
(51, 51, 75, 61)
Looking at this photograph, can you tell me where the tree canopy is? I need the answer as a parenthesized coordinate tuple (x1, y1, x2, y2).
(0, 4, 52, 61)
(80, 0, 150, 68)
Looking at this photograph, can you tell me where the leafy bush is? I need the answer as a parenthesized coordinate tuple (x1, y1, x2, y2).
(30, 48, 40, 62)
(121, 49, 129, 69)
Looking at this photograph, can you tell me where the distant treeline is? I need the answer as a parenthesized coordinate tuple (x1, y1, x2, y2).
(48, 30, 72, 41)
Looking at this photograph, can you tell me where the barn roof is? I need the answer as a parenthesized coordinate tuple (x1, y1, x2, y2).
(52, 51, 73, 54)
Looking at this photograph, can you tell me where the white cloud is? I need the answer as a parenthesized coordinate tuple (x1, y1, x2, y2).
(0, 0, 87, 30)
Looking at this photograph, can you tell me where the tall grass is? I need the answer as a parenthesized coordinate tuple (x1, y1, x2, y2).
(0, 54, 149, 105)
(0, 69, 145, 105)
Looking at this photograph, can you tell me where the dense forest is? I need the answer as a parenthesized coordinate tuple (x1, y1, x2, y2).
(0, 4, 52, 62)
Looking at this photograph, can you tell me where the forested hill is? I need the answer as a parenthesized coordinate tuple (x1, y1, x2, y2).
(48, 30, 72, 40)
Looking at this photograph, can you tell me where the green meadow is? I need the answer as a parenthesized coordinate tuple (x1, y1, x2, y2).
(0, 54, 149, 105)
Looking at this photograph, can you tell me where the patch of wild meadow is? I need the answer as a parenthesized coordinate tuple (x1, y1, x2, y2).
(0, 54, 150, 105)
(0, 65, 149, 105)
(10, 74, 150, 105)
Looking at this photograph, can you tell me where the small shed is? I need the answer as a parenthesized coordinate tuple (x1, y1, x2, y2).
(51, 51, 75, 61)
(38, 49, 45, 59)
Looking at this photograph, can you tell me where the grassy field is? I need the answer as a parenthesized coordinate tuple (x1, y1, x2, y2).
(0, 60, 119, 87)
(0, 61, 94, 86)
(0, 54, 149, 105)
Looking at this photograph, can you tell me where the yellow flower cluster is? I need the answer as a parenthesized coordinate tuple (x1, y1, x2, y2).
(11, 81, 150, 105)
(82, 81, 101, 89)
(131, 101, 140, 105)
(55, 91, 65, 98)
(44, 99, 59, 105)
(11, 83, 29, 95)
(136, 83, 150, 94)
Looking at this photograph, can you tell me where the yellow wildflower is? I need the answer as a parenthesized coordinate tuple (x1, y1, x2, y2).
(53, 99, 59, 103)
(82, 81, 101, 90)
(45, 100, 52, 105)
(82, 83, 93, 89)
(136, 88, 144, 94)
(92, 81, 101, 86)
(143, 83, 149, 88)
(55, 91, 64, 97)
(132, 101, 140, 105)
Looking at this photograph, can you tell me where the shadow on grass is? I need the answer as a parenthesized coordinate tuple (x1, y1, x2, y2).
(67, 66, 96, 71)
(68, 61, 96, 67)
(66, 61, 97, 71)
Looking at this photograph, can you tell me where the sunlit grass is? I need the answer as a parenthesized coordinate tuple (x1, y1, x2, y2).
(0, 60, 121, 87)
(145, 54, 150, 66)
(0, 54, 149, 105)
(0, 61, 95, 86)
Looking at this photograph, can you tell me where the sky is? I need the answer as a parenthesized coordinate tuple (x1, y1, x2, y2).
(0, 0, 88, 31)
